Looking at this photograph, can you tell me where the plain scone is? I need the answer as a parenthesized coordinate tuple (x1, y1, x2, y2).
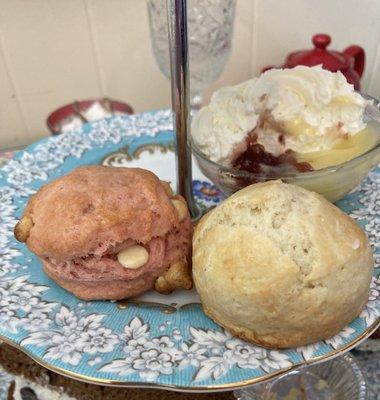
(193, 180, 373, 348)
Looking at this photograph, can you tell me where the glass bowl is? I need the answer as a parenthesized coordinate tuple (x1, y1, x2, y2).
(234, 353, 368, 400)
(192, 97, 380, 203)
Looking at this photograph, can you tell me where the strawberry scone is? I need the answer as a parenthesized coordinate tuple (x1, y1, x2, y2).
(14, 166, 193, 300)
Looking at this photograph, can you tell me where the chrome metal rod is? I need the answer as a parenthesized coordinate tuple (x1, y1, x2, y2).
(167, 0, 200, 220)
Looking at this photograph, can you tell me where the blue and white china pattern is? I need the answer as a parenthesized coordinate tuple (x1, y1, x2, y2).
(0, 110, 378, 390)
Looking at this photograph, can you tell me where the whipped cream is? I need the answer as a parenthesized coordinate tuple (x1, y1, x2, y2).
(191, 65, 369, 163)
(191, 85, 258, 163)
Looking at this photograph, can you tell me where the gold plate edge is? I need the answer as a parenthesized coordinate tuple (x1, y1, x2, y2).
(0, 316, 379, 393)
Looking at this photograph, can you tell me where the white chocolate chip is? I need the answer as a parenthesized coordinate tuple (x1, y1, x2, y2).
(164, 259, 192, 290)
(171, 199, 188, 222)
(154, 276, 173, 295)
(117, 245, 149, 269)
(161, 180, 173, 197)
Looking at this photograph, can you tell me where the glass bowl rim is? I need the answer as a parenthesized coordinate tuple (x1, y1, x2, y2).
(191, 94, 380, 180)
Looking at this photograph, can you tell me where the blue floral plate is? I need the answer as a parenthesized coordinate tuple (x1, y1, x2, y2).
(0, 110, 379, 392)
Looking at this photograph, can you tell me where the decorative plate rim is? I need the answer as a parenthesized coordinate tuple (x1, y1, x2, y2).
(0, 318, 379, 392)
(0, 109, 379, 392)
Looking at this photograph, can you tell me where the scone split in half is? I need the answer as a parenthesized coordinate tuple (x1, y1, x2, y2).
(193, 180, 374, 348)
(14, 166, 193, 300)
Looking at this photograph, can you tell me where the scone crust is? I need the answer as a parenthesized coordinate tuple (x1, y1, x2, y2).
(20, 166, 179, 262)
(43, 260, 159, 301)
(193, 180, 374, 348)
(201, 295, 369, 349)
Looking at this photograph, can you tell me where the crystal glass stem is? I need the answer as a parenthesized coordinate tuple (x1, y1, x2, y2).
(148, 0, 236, 110)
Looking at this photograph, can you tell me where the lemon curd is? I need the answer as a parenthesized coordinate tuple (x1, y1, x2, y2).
(294, 124, 379, 170)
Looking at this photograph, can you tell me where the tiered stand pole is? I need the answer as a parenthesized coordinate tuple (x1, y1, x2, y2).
(167, 0, 200, 220)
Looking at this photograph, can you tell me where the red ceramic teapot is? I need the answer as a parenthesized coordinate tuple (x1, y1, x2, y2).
(263, 33, 365, 90)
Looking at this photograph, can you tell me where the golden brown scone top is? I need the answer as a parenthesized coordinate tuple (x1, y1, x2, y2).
(15, 166, 180, 262)
(193, 180, 373, 348)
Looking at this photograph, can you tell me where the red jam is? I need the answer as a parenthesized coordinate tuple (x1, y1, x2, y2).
(232, 134, 313, 175)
